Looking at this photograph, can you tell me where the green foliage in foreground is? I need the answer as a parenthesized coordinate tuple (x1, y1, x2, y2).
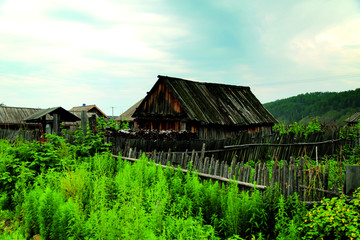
(301, 192, 360, 240)
(0, 135, 360, 239)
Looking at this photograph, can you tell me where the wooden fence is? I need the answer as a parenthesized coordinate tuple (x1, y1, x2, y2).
(110, 130, 345, 163)
(117, 144, 342, 202)
(0, 129, 39, 142)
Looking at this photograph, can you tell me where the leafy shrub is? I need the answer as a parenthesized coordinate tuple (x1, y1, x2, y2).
(301, 189, 360, 239)
(60, 166, 91, 210)
(38, 187, 63, 239)
(22, 186, 41, 238)
(272, 118, 322, 138)
(275, 193, 305, 240)
(51, 198, 82, 240)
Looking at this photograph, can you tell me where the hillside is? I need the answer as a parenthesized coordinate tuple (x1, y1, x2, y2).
(263, 88, 360, 125)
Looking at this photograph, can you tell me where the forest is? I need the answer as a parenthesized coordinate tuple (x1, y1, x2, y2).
(264, 88, 360, 124)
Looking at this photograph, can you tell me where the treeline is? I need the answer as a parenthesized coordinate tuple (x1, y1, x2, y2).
(264, 88, 360, 124)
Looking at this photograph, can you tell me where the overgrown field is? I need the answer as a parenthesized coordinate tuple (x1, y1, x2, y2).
(0, 128, 360, 239)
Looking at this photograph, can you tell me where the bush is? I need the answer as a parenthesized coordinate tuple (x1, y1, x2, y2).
(301, 189, 360, 239)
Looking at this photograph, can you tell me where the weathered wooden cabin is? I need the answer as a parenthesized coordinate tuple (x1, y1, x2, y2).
(0, 106, 42, 129)
(69, 104, 108, 119)
(132, 75, 277, 139)
(24, 107, 80, 134)
(345, 112, 360, 126)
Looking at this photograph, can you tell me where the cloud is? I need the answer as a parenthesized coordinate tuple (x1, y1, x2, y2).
(1, 0, 359, 114)
(290, 18, 360, 73)
(0, 0, 188, 70)
(0, 0, 194, 113)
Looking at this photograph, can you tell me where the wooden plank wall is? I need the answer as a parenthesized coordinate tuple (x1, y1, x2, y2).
(0, 129, 39, 141)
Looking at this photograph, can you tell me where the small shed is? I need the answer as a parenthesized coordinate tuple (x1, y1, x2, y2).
(345, 112, 360, 126)
(132, 75, 277, 139)
(24, 107, 80, 134)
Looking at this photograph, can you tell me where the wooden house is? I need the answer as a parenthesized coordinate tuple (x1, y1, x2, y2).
(0, 106, 42, 130)
(132, 75, 278, 139)
(69, 104, 108, 119)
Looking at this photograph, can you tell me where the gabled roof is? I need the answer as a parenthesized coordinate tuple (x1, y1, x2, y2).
(345, 112, 360, 123)
(24, 107, 80, 123)
(116, 98, 144, 121)
(69, 104, 108, 118)
(133, 75, 277, 126)
(0, 106, 42, 125)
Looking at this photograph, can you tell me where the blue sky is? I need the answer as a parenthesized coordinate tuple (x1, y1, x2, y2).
(1, 0, 359, 116)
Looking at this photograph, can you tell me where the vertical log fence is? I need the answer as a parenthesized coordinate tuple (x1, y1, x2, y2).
(115, 143, 344, 202)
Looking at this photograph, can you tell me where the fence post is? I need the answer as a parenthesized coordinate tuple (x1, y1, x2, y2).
(253, 163, 258, 183)
(257, 162, 263, 185)
(81, 111, 87, 136)
(238, 161, 244, 182)
(198, 155, 204, 173)
(171, 152, 176, 166)
(224, 162, 229, 178)
(214, 160, 220, 176)
(204, 157, 210, 174)
(219, 161, 224, 177)
(201, 143, 206, 160)
(190, 149, 196, 164)
(166, 148, 172, 165)
(53, 113, 60, 135)
(89, 115, 97, 132)
(184, 152, 190, 169)
(288, 157, 295, 196)
(263, 165, 269, 186)
(345, 165, 360, 195)
(245, 166, 251, 183)
(270, 161, 278, 189)
(209, 155, 215, 175)
(297, 158, 304, 201)
(283, 160, 288, 197)
(230, 156, 237, 179)
(235, 162, 240, 180)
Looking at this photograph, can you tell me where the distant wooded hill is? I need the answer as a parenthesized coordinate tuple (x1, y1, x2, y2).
(263, 88, 360, 125)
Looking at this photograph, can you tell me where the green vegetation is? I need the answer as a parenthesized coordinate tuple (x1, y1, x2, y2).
(272, 118, 322, 138)
(0, 119, 359, 239)
(0, 136, 272, 239)
(96, 116, 129, 131)
(301, 193, 360, 239)
(264, 88, 360, 124)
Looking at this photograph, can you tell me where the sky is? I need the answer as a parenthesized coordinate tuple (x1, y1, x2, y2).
(1, 0, 359, 116)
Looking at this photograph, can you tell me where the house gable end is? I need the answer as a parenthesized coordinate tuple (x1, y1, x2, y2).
(135, 80, 186, 119)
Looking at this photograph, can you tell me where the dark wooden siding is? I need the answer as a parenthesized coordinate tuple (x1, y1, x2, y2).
(138, 82, 185, 117)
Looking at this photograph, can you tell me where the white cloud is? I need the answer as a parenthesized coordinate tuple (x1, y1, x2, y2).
(1, 0, 359, 113)
(0, 0, 188, 69)
(289, 18, 360, 73)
